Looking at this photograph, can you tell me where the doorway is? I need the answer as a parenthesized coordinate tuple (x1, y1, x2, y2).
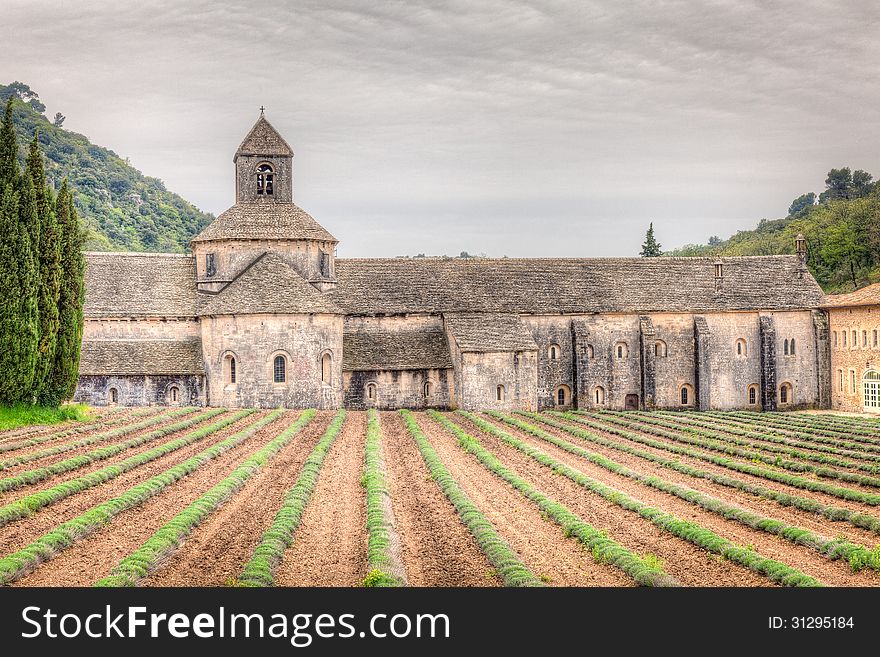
(625, 394, 639, 410)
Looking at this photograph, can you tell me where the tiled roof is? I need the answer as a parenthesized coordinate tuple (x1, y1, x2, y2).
(84, 252, 199, 318)
(235, 114, 293, 158)
(822, 283, 880, 308)
(444, 313, 538, 352)
(190, 201, 337, 243)
(199, 252, 343, 316)
(342, 330, 453, 371)
(328, 256, 826, 315)
(79, 340, 204, 375)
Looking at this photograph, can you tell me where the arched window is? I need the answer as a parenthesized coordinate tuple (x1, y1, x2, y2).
(423, 381, 432, 398)
(168, 386, 180, 404)
(555, 385, 571, 407)
(679, 384, 694, 406)
(496, 385, 505, 402)
(615, 342, 628, 359)
(654, 340, 667, 357)
(225, 355, 237, 385)
(593, 386, 605, 405)
(735, 339, 747, 357)
(273, 355, 286, 383)
(779, 382, 792, 405)
(843, 331, 848, 347)
(863, 330, 868, 347)
(874, 330, 878, 348)
(790, 337, 796, 355)
(852, 330, 857, 348)
(850, 370, 857, 393)
(256, 163, 274, 195)
(783, 339, 789, 356)
(365, 382, 377, 402)
(548, 344, 560, 361)
(748, 385, 758, 405)
(838, 369, 844, 392)
(109, 388, 118, 405)
(321, 352, 332, 384)
(833, 331, 838, 348)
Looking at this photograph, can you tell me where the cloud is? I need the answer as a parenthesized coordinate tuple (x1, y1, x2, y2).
(2, 0, 879, 256)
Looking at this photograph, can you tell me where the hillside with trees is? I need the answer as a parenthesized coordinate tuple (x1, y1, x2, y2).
(666, 168, 880, 293)
(0, 82, 212, 252)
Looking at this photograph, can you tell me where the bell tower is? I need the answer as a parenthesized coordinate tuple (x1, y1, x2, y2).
(234, 110, 294, 203)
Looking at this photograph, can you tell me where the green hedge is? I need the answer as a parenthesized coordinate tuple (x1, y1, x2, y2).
(400, 410, 542, 587)
(95, 409, 313, 587)
(429, 411, 678, 587)
(238, 410, 347, 587)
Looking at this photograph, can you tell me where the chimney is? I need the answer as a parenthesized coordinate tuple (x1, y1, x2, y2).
(714, 260, 723, 292)
(795, 233, 807, 277)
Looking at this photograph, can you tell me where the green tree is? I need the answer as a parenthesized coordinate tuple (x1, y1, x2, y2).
(640, 222, 662, 257)
(852, 170, 875, 197)
(788, 192, 816, 217)
(43, 180, 85, 404)
(0, 98, 17, 187)
(27, 134, 61, 402)
(819, 168, 853, 203)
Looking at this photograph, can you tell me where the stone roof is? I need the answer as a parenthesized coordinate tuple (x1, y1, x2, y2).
(444, 314, 538, 353)
(199, 252, 343, 316)
(235, 114, 293, 159)
(329, 256, 826, 315)
(79, 340, 204, 375)
(191, 201, 337, 243)
(342, 330, 453, 371)
(84, 252, 199, 318)
(822, 283, 880, 308)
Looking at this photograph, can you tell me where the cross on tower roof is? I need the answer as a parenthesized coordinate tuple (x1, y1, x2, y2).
(260, 105, 265, 115)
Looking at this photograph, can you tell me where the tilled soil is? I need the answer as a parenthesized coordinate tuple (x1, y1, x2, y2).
(419, 414, 633, 587)
(0, 410, 232, 509)
(476, 415, 879, 587)
(447, 414, 770, 587)
(144, 411, 334, 586)
(525, 416, 880, 553)
(275, 412, 369, 586)
(9, 411, 278, 586)
(381, 411, 500, 587)
(559, 415, 880, 522)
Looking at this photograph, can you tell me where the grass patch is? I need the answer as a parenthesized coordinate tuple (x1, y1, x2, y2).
(0, 404, 91, 432)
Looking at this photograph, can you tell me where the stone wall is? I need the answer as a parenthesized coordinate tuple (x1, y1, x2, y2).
(193, 238, 336, 292)
(828, 306, 880, 412)
(200, 313, 343, 409)
(343, 368, 453, 409)
(453, 350, 538, 411)
(75, 374, 205, 406)
(521, 315, 576, 410)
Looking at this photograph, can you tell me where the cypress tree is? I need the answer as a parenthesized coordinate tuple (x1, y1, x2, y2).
(26, 134, 62, 403)
(44, 180, 85, 404)
(640, 222, 663, 257)
(0, 97, 17, 187)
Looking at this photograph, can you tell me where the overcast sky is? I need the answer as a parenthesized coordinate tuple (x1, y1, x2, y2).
(2, 1, 878, 257)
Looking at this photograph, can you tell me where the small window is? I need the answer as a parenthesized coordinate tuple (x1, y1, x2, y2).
(226, 355, 237, 385)
(852, 330, 857, 348)
(834, 331, 838, 348)
(549, 344, 560, 361)
(783, 339, 789, 356)
(586, 344, 594, 358)
(496, 385, 505, 402)
(748, 385, 758, 405)
(680, 387, 688, 405)
(839, 369, 844, 392)
(169, 386, 179, 404)
(205, 253, 216, 277)
(594, 386, 605, 405)
(679, 384, 694, 406)
(654, 340, 667, 357)
(851, 370, 857, 393)
(423, 381, 432, 398)
(273, 355, 286, 383)
(843, 331, 848, 347)
(864, 330, 868, 347)
(874, 330, 878, 347)
(735, 339, 747, 357)
(109, 387, 118, 404)
(321, 352, 332, 384)
(256, 163, 274, 195)
(366, 382, 377, 401)
(790, 337, 795, 355)
(615, 342, 628, 359)
(555, 385, 571, 407)
(779, 382, 792, 404)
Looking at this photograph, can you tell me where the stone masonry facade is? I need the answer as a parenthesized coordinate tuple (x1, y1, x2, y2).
(74, 113, 836, 412)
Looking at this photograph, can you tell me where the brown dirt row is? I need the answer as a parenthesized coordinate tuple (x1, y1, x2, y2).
(13, 410, 285, 586)
(0, 411, 252, 554)
(527, 415, 880, 552)
(0, 410, 231, 507)
(0, 409, 198, 475)
(446, 414, 771, 587)
(275, 412, 369, 586)
(640, 415, 880, 475)
(0, 407, 154, 447)
(415, 414, 634, 587)
(565, 414, 880, 521)
(380, 411, 500, 587)
(476, 415, 879, 587)
(144, 412, 336, 586)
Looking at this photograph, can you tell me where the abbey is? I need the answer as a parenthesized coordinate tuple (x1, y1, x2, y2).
(74, 114, 830, 412)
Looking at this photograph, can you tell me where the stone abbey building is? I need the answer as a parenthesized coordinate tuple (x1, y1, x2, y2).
(74, 114, 831, 412)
